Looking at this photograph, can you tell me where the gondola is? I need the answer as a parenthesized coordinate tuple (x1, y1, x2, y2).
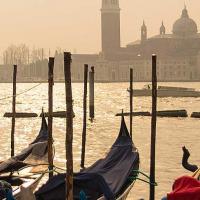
(182, 146, 198, 173)
(35, 115, 139, 200)
(161, 147, 200, 199)
(0, 112, 49, 200)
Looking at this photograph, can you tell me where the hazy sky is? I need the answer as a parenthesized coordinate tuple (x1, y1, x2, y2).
(0, 0, 199, 56)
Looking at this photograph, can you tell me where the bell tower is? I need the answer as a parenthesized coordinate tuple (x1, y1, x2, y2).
(141, 21, 147, 44)
(160, 21, 166, 35)
(101, 0, 121, 53)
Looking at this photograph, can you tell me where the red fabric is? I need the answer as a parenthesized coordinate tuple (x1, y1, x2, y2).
(168, 176, 200, 200)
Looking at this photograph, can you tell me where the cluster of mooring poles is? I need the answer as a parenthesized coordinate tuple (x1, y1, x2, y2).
(8, 53, 157, 200)
(8, 52, 96, 200)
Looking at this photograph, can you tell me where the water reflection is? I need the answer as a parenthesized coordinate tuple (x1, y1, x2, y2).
(0, 82, 200, 199)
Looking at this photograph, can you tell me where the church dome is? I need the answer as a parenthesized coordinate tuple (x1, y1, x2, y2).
(173, 7, 197, 36)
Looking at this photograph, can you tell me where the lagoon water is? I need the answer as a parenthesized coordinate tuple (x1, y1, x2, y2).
(0, 82, 200, 199)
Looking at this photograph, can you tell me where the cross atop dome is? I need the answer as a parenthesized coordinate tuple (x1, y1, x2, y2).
(182, 4, 189, 18)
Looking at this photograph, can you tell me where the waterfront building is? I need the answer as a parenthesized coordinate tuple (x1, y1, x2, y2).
(68, 1, 200, 82)
(1, 1, 200, 82)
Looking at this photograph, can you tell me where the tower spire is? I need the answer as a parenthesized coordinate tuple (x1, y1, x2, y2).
(141, 20, 147, 43)
(142, 20, 146, 27)
(160, 21, 166, 35)
(184, 2, 186, 9)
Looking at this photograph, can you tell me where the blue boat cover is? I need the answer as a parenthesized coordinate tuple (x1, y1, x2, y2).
(0, 113, 48, 174)
(35, 116, 139, 200)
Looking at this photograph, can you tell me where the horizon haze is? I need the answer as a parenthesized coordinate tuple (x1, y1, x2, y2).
(0, 0, 199, 58)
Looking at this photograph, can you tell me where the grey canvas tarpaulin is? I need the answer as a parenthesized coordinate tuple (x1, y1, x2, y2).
(35, 116, 139, 200)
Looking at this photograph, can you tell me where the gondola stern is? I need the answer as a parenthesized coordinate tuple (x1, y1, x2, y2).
(31, 108, 48, 144)
(112, 111, 133, 147)
(41, 108, 48, 131)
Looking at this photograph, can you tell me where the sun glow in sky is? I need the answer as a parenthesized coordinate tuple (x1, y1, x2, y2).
(0, 0, 199, 58)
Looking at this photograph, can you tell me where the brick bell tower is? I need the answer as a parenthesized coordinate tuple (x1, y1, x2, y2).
(101, 0, 121, 54)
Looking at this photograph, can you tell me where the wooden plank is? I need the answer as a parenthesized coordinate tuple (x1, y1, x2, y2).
(116, 110, 187, 118)
(116, 111, 151, 117)
(191, 112, 200, 118)
(64, 52, 73, 200)
(4, 112, 38, 118)
(157, 110, 187, 117)
(39, 111, 75, 118)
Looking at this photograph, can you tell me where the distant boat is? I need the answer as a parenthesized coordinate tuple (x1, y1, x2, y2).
(127, 85, 200, 97)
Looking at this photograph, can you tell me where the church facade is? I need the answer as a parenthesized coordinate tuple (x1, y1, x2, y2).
(67, 0, 200, 82)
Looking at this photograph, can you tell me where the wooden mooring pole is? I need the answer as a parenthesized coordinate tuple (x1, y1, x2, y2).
(130, 68, 133, 139)
(48, 57, 54, 178)
(11, 65, 17, 157)
(64, 52, 73, 200)
(81, 64, 88, 169)
(89, 66, 95, 121)
(149, 54, 157, 200)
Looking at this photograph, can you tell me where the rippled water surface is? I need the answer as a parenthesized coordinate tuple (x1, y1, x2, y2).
(0, 82, 200, 199)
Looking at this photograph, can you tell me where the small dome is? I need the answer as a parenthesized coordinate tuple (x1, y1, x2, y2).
(173, 7, 197, 36)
